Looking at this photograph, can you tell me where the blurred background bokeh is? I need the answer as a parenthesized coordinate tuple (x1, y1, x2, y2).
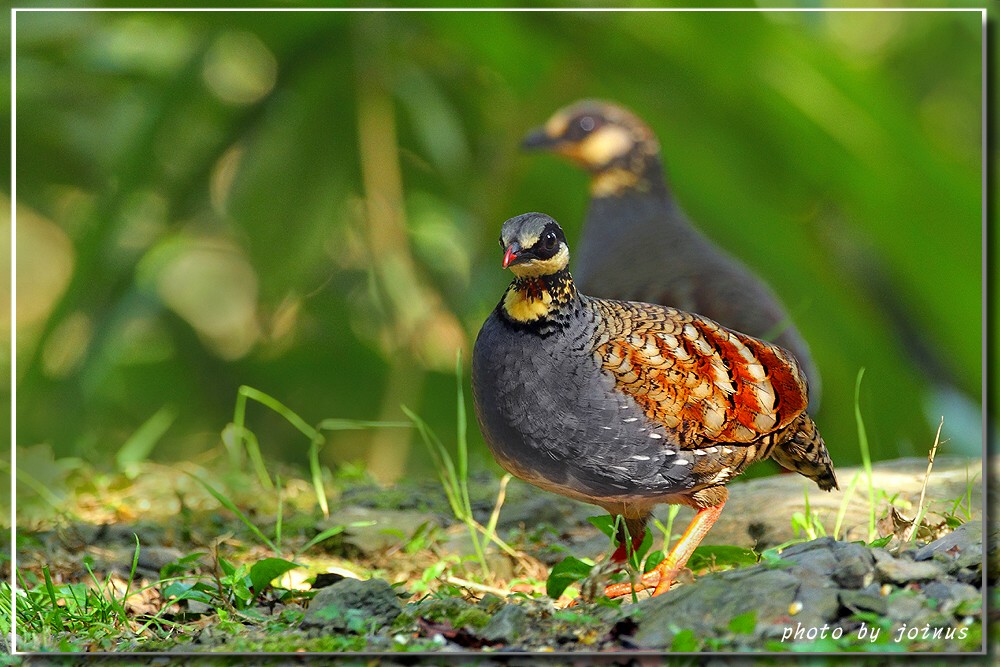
(8, 7, 987, 502)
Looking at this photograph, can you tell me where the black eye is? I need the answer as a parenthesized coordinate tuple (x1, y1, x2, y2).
(541, 231, 558, 250)
(498, 237, 504, 248)
(579, 116, 595, 132)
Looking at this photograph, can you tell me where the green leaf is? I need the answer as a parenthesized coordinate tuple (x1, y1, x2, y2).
(644, 549, 664, 574)
(162, 581, 215, 605)
(231, 579, 254, 607)
(630, 528, 653, 571)
(587, 515, 617, 540)
(867, 535, 893, 548)
(160, 552, 205, 578)
(546, 556, 593, 599)
(671, 628, 699, 651)
(728, 610, 757, 634)
(218, 557, 237, 577)
(759, 548, 796, 568)
(249, 557, 302, 594)
(687, 545, 757, 571)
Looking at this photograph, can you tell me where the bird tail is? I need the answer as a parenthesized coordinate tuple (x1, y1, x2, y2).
(770, 412, 839, 491)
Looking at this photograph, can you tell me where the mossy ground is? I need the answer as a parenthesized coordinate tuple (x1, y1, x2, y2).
(5, 456, 987, 658)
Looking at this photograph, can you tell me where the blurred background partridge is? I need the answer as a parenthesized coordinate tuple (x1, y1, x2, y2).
(523, 100, 822, 406)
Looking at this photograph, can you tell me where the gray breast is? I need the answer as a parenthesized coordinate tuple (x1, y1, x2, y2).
(472, 306, 695, 503)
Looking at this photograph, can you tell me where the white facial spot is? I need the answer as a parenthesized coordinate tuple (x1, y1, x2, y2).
(544, 112, 571, 139)
(578, 125, 634, 165)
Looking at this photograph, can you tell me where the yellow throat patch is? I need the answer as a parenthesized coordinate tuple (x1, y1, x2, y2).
(503, 286, 555, 322)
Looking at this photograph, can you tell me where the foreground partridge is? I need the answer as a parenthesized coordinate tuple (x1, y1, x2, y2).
(523, 100, 821, 405)
(472, 212, 837, 598)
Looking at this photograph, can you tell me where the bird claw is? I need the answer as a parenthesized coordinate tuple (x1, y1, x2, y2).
(597, 565, 684, 601)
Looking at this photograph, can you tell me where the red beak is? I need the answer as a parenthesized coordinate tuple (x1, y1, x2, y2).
(502, 244, 520, 269)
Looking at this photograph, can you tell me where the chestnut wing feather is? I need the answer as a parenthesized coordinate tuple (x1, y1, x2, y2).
(590, 298, 808, 449)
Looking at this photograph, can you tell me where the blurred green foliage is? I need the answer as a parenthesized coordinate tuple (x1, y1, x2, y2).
(10, 7, 986, 485)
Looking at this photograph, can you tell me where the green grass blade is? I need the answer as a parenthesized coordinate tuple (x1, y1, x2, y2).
(115, 406, 176, 476)
(833, 470, 862, 540)
(654, 505, 682, 554)
(227, 389, 249, 467)
(296, 520, 377, 556)
(83, 560, 129, 628)
(403, 398, 488, 577)
(312, 416, 411, 516)
(454, 350, 472, 518)
(306, 437, 329, 518)
(239, 386, 322, 442)
(402, 405, 462, 519)
(189, 473, 278, 552)
(316, 419, 411, 431)
(275, 475, 283, 554)
(124, 534, 141, 606)
(853, 368, 876, 543)
(231, 385, 333, 492)
(241, 428, 274, 491)
(41, 566, 63, 630)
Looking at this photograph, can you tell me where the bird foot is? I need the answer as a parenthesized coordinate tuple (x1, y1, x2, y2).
(602, 565, 682, 600)
(566, 566, 682, 606)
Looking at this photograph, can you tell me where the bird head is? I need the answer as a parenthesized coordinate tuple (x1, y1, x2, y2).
(521, 99, 660, 174)
(498, 213, 570, 278)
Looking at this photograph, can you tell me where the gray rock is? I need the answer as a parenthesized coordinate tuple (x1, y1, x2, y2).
(138, 545, 185, 573)
(875, 557, 944, 584)
(782, 544, 839, 578)
(830, 541, 876, 589)
(921, 580, 978, 604)
(839, 589, 888, 616)
(326, 507, 440, 555)
(301, 577, 402, 632)
(780, 537, 836, 558)
(185, 600, 213, 616)
(480, 603, 528, 644)
(913, 520, 981, 561)
(632, 567, 799, 648)
(832, 557, 874, 589)
(871, 548, 895, 565)
(956, 567, 982, 585)
(498, 493, 592, 530)
(909, 521, 983, 575)
(791, 583, 840, 627)
(934, 543, 983, 575)
(887, 592, 927, 622)
(921, 580, 982, 617)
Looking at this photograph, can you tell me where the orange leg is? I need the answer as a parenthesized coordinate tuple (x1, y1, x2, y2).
(601, 499, 727, 599)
